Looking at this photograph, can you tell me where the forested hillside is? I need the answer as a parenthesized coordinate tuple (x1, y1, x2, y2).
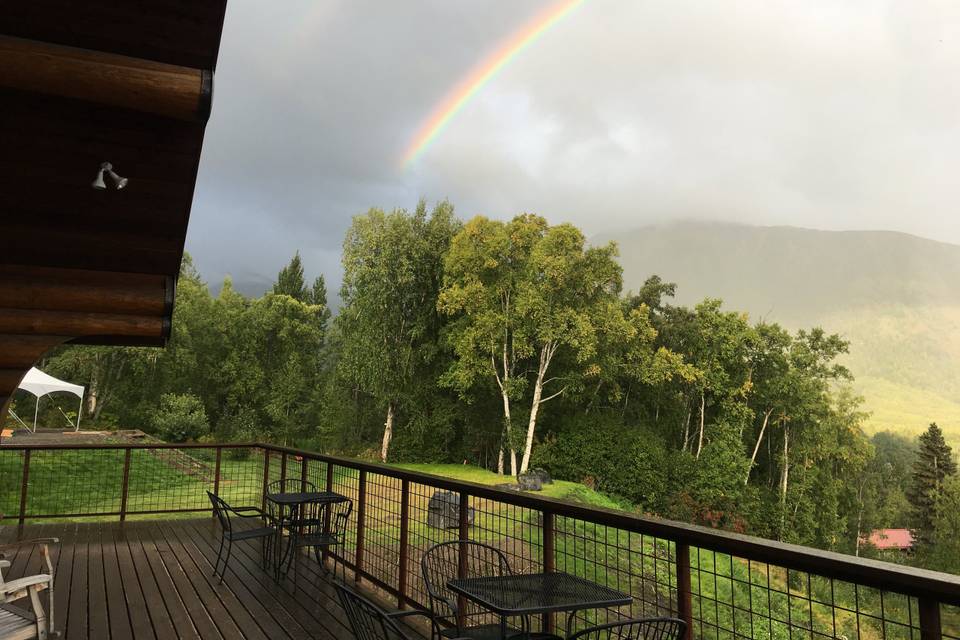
(7, 205, 960, 575)
(597, 222, 960, 444)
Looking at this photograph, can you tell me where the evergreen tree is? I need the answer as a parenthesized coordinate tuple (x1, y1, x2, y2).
(310, 274, 332, 325)
(273, 251, 309, 301)
(908, 423, 957, 545)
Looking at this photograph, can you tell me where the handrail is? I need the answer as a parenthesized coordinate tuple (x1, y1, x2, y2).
(255, 443, 960, 607)
(2, 440, 959, 628)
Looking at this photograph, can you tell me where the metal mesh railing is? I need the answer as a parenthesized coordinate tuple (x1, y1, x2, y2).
(2, 442, 958, 640)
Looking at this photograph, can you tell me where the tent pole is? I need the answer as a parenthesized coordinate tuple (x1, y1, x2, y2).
(76, 396, 82, 431)
(33, 397, 39, 433)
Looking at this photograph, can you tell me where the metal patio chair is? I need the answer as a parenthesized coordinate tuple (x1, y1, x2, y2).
(567, 617, 686, 640)
(0, 537, 58, 640)
(421, 540, 561, 640)
(207, 491, 277, 583)
(282, 497, 352, 588)
(335, 581, 473, 640)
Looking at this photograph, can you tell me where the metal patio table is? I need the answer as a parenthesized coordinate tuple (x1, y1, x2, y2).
(447, 571, 632, 639)
(266, 490, 348, 579)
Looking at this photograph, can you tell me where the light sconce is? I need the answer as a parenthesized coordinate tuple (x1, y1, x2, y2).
(92, 162, 128, 190)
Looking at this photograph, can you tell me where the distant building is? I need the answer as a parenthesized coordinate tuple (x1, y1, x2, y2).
(865, 528, 915, 552)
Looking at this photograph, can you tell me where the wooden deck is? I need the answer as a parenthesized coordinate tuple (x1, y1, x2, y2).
(0, 518, 425, 640)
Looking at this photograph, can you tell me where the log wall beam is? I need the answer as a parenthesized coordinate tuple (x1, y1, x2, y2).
(0, 35, 212, 122)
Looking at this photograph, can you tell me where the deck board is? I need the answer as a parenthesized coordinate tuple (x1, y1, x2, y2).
(0, 519, 423, 639)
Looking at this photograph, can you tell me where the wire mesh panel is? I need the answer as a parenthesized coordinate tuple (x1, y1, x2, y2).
(0, 449, 24, 518)
(359, 471, 403, 597)
(405, 481, 466, 609)
(125, 446, 215, 515)
(26, 447, 125, 517)
(331, 462, 361, 570)
(216, 446, 266, 509)
(555, 515, 677, 635)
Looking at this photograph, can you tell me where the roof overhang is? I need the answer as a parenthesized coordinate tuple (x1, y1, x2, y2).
(0, 1, 229, 416)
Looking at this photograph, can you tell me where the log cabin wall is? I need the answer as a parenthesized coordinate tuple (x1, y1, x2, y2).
(0, 0, 229, 418)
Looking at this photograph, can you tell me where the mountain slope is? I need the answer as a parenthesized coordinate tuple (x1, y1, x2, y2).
(595, 222, 960, 443)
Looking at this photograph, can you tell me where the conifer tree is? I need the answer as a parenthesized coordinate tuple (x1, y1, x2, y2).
(908, 423, 957, 545)
(273, 251, 309, 301)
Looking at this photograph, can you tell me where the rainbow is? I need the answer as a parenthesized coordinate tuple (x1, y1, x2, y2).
(401, 0, 585, 167)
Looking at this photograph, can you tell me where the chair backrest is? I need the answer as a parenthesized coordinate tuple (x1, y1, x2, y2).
(421, 540, 512, 622)
(568, 617, 687, 640)
(300, 498, 353, 538)
(267, 478, 317, 494)
(207, 491, 232, 534)
(334, 581, 411, 640)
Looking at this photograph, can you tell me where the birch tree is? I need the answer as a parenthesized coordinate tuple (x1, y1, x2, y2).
(337, 201, 458, 462)
(440, 214, 627, 475)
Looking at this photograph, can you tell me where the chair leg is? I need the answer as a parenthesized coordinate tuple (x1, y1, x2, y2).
(220, 539, 232, 584)
(213, 536, 225, 578)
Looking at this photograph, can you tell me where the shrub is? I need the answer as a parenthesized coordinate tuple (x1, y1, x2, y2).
(150, 393, 209, 443)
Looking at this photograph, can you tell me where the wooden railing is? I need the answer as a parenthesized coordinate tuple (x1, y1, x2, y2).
(1, 441, 959, 639)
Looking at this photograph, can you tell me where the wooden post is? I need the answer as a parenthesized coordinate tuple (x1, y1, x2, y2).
(322, 463, 335, 565)
(119, 449, 132, 522)
(261, 450, 270, 513)
(18, 450, 30, 527)
(212, 447, 222, 518)
(457, 491, 470, 630)
(542, 510, 555, 633)
(355, 469, 366, 584)
(213, 447, 222, 496)
(300, 457, 308, 492)
(398, 479, 410, 609)
(919, 599, 942, 640)
(280, 452, 288, 485)
(676, 542, 693, 640)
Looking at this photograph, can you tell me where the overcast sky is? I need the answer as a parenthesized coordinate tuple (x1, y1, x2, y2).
(186, 0, 960, 295)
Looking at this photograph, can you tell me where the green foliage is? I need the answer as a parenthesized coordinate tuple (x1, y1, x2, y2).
(532, 412, 670, 511)
(150, 393, 209, 443)
(922, 476, 960, 573)
(273, 251, 310, 301)
(28, 206, 938, 575)
(909, 423, 957, 546)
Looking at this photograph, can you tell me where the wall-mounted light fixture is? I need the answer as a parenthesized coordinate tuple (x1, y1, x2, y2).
(92, 162, 128, 190)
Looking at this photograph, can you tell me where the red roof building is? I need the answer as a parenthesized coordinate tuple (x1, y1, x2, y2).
(867, 528, 915, 551)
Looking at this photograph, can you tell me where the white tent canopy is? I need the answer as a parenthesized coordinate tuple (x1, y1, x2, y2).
(17, 367, 84, 431)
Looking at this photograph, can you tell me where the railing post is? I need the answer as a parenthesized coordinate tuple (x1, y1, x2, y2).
(280, 451, 288, 484)
(322, 462, 335, 565)
(397, 479, 410, 609)
(355, 469, 366, 584)
(676, 542, 693, 640)
(18, 450, 30, 527)
(119, 449, 132, 522)
(261, 449, 270, 513)
(212, 447, 222, 518)
(542, 510, 555, 633)
(213, 447, 222, 496)
(919, 599, 942, 640)
(457, 490, 470, 630)
(299, 456, 308, 492)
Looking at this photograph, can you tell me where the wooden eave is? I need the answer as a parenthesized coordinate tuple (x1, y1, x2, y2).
(0, 0, 229, 415)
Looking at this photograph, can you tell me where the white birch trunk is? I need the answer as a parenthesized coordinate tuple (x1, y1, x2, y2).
(745, 409, 774, 485)
(695, 391, 706, 459)
(519, 351, 548, 474)
(780, 424, 790, 505)
(380, 401, 395, 463)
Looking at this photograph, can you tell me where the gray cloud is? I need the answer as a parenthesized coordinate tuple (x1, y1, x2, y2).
(187, 0, 960, 296)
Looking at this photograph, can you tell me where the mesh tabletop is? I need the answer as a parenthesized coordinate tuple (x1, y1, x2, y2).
(447, 572, 631, 616)
(265, 491, 348, 505)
